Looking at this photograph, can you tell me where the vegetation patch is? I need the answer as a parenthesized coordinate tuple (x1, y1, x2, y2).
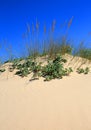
(0, 68, 5, 73)
(13, 56, 73, 81)
(77, 67, 90, 74)
(41, 56, 72, 81)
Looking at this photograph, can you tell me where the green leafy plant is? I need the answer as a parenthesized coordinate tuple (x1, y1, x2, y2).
(16, 67, 30, 77)
(12, 58, 22, 69)
(41, 56, 71, 81)
(84, 67, 90, 74)
(15, 58, 42, 78)
(15, 60, 33, 77)
(31, 62, 42, 79)
(64, 67, 73, 76)
(77, 67, 90, 74)
(0, 68, 5, 73)
(77, 68, 85, 74)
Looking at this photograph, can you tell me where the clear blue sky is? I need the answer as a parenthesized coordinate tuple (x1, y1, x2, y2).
(0, 0, 91, 61)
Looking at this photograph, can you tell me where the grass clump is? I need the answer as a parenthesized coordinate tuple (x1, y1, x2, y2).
(75, 43, 91, 60)
(79, 49, 91, 60)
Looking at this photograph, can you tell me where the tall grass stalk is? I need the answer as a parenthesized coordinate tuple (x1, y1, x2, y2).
(1, 18, 91, 64)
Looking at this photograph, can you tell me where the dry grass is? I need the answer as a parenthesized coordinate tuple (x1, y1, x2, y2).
(0, 17, 91, 64)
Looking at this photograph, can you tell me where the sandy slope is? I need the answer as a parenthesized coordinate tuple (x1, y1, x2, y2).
(0, 72, 91, 130)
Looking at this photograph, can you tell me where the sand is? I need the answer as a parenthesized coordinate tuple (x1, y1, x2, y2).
(0, 71, 91, 130)
(0, 54, 91, 130)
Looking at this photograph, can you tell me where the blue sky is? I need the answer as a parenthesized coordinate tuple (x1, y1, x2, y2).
(0, 0, 91, 61)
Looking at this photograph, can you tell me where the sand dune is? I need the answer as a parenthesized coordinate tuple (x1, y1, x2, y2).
(0, 55, 91, 130)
